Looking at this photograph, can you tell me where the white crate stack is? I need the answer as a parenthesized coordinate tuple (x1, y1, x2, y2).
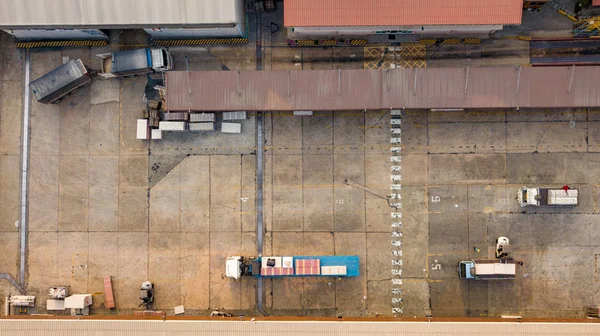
(221, 111, 246, 133)
(189, 112, 216, 132)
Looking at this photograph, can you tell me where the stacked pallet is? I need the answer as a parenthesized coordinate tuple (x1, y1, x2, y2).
(295, 259, 320, 275)
(321, 266, 347, 276)
(261, 268, 294, 276)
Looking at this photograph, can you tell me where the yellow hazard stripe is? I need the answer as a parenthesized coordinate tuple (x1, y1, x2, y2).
(463, 38, 481, 44)
(350, 39, 367, 46)
(154, 38, 248, 46)
(295, 40, 316, 46)
(419, 38, 437, 45)
(442, 38, 461, 45)
(15, 40, 108, 48)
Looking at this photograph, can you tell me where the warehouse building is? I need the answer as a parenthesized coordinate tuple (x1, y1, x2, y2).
(284, 0, 523, 36)
(0, 0, 246, 40)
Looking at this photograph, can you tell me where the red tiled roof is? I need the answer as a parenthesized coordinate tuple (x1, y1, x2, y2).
(284, 0, 523, 27)
(594, 0, 600, 7)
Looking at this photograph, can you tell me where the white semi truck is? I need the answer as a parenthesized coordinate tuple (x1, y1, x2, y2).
(517, 186, 578, 207)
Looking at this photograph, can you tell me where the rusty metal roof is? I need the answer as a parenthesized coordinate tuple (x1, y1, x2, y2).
(164, 67, 600, 111)
(284, 0, 523, 27)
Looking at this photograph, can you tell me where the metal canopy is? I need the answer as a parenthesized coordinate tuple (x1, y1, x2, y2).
(165, 66, 600, 111)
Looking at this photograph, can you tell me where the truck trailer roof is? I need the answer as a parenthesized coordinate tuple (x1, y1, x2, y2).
(548, 189, 578, 205)
(29, 59, 90, 103)
(475, 263, 515, 276)
(111, 49, 152, 74)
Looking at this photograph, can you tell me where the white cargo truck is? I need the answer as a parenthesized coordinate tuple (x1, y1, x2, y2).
(458, 259, 516, 280)
(518, 186, 578, 207)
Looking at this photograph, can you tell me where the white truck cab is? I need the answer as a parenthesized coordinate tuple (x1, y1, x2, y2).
(150, 48, 173, 73)
(225, 256, 243, 279)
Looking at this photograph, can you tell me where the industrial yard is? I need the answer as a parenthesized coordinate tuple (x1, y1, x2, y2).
(2, 1, 600, 335)
(1, 28, 600, 317)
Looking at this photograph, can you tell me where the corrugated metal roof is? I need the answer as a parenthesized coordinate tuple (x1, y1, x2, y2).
(284, 0, 523, 27)
(0, 0, 242, 28)
(1, 320, 600, 335)
(165, 67, 600, 111)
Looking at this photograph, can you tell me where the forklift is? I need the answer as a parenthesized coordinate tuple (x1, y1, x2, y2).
(495, 237, 511, 259)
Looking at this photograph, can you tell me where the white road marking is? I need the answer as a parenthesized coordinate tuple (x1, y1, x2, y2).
(390, 110, 403, 315)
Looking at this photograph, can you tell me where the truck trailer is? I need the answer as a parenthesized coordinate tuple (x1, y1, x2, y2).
(518, 186, 578, 207)
(458, 259, 516, 280)
(97, 48, 173, 78)
(226, 255, 360, 280)
(29, 59, 92, 104)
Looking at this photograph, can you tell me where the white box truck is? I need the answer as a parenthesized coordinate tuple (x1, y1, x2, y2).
(458, 259, 516, 280)
(518, 186, 578, 207)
